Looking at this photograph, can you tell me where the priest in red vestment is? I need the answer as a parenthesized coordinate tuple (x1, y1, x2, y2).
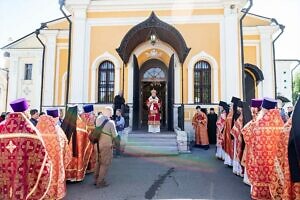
(80, 104, 96, 173)
(192, 106, 209, 149)
(241, 98, 263, 185)
(36, 108, 72, 200)
(231, 101, 252, 177)
(215, 101, 229, 159)
(147, 89, 161, 133)
(62, 105, 91, 182)
(224, 96, 240, 166)
(243, 97, 284, 200)
(0, 98, 52, 200)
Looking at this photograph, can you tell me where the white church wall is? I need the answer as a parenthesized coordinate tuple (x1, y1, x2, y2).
(276, 60, 295, 102)
(7, 50, 42, 111)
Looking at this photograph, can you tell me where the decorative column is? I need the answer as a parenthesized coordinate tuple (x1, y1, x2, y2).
(174, 60, 181, 104)
(223, 3, 241, 101)
(258, 26, 278, 98)
(41, 30, 58, 106)
(66, 0, 90, 103)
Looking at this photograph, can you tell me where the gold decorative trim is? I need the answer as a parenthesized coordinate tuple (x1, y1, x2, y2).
(0, 133, 40, 140)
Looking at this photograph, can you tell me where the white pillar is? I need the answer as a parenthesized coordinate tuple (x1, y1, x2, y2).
(41, 30, 58, 106)
(7, 53, 19, 110)
(258, 26, 278, 98)
(66, 2, 89, 104)
(127, 57, 134, 104)
(174, 62, 181, 104)
(223, 4, 241, 101)
(33, 56, 43, 109)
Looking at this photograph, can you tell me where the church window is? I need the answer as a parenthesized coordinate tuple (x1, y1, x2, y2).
(98, 61, 115, 103)
(143, 67, 165, 80)
(194, 61, 211, 104)
(24, 64, 32, 80)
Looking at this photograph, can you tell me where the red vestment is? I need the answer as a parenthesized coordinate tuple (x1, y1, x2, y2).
(80, 113, 96, 173)
(0, 113, 52, 200)
(36, 115, 72, 200)
(243, 109, 284, 200)
(146, 96, 161, 125)
(269, 119, 300, 200)
(192, 112, 209, 145)
(65, 116, 93, 182)
(223, 111, 234, 160)
(231, 114, 244, 164)
(216, 112, 226, 148)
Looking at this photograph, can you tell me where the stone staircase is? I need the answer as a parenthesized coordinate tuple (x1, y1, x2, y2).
(123, 131, 179, 156)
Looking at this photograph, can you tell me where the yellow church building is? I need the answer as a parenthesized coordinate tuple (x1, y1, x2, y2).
(2, 0, 282, 132)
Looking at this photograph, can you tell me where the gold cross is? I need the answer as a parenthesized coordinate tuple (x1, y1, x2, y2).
(6, 141, 17, 154)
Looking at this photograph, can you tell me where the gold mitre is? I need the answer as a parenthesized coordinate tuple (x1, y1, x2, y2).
(151, 89, 157, 93)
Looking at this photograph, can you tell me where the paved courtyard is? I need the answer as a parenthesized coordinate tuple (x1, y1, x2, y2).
(65, 146, 250, 200)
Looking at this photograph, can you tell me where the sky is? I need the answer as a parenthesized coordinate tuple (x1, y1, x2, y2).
(0, 0, 299, 67)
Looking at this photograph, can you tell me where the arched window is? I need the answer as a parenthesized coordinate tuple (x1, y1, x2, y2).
(194, 61, 211, 104)
(98, 61, 115, 103)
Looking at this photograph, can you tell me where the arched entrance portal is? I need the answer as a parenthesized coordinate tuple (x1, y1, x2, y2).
(244, 63, 264, 103)
(140, 59, 168, 129)
(116, 12, 190, 131)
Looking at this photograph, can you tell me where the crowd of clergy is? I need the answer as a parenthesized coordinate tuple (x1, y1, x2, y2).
(211, 96, 300, 199)
(0, 98, 122, 200)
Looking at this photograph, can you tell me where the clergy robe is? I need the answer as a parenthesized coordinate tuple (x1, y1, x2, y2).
(223, 111, 234, 166)
(216, 111, 226, 159)
(0, 112, 52, 200)
(269, 119, 300, 200)
(147, 96, 161, 133)
(231, 114, 244, 177)
(207, 112, 218, 144)
(65, 116, 92, 182)
(36, 115, 72, 200)
(192, 111, 209, 146)
(243, 109, 284, 200)
(241, 108, 260, 185)
(80, 112, 96, 173)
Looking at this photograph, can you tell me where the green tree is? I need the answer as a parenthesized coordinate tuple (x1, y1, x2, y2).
(292, 72, 300, 103)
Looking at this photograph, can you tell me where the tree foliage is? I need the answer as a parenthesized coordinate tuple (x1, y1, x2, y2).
(292, 72, 300, 103)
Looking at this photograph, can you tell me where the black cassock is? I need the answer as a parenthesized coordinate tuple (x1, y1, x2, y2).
(207, 113, 218, 144)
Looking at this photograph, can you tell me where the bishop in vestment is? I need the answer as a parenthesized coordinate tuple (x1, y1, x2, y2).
(0, 98, 52, 200)
(147, 89, 161, 133)
(80, 104, 96, 173)
(192, 106, 209, 149)
(36, 109, 72, 200)
(62, 106, 91, 182)
(243, 98, 284, 200)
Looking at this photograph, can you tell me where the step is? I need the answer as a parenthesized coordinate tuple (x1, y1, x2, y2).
(124, 146, 179, 156)
(126, 141, 177, 147)
(128, 134, 177, 139)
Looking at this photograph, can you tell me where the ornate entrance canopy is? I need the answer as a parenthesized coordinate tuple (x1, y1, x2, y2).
(116, 12, 191, 64)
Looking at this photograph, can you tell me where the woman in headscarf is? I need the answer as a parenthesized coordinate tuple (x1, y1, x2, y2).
(62, 105, 91, 182)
